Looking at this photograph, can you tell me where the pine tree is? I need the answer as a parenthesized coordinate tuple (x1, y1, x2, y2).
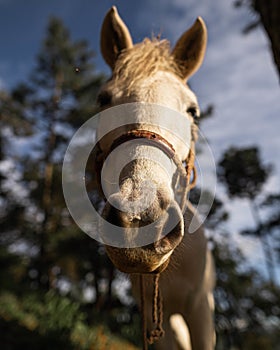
(234, 0, 280, 79)
(0, 17, 144, 349)
(7, 17, 105, 291)
(218, 146, 277, 284)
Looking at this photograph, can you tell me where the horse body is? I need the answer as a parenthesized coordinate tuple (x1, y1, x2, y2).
(97, 7, 215, 349)
(131, 203, 215, 350)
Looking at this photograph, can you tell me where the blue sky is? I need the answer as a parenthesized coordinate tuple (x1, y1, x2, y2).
(1, 0, 279, 278)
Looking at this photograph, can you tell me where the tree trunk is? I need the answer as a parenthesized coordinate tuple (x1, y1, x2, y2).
(249, 200, 276, 285)
(254, 0, 280, 79)
(38, 74, 62, 288)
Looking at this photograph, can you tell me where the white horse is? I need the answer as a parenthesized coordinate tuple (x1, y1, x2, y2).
(96, 7, 215, 350)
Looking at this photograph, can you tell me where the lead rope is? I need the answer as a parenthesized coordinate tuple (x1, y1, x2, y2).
(140, 274, 164, 350)
(147, 274, 164, 344)
(140, 274, 148, 350)
(139, 142, 196, 350)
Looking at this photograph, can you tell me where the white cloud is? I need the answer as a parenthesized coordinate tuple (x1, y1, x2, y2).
(133, 0, 279, 183)
(144, 0, 280, 276)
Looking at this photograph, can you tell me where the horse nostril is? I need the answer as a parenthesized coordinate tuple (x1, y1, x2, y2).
(128, 214, 141, 223)
(153, 201, 184, 254)
(155, 238, 172, 254)
(127, 215, 142, 228)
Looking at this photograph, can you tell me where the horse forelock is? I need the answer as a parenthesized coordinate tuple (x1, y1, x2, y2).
(113, 39, 182, 91)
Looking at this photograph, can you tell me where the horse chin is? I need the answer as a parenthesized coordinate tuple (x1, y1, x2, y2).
(104, 216, 184, 274)
(105, 245, 174, 274)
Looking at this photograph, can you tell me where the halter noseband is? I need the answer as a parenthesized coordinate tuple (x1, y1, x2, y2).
(95, 128, 196, 207)
(110, 129, 176, 159)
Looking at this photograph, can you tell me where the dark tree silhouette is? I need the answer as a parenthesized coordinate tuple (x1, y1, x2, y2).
(218, 146, 277, 284)
(235, 0, 280, 79)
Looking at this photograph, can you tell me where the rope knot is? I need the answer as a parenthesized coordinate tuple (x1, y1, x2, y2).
(140, 273, 164, 350)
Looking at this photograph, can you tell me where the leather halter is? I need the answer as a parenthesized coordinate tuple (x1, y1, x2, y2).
(94, 128, 196, 204)
(110, 129, 176, 159)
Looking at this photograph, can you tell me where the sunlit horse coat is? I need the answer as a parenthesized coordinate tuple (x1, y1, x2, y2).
(97, 7, 215, 350)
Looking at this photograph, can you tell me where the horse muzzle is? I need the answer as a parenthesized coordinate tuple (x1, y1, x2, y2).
(100, 193, 184, 274)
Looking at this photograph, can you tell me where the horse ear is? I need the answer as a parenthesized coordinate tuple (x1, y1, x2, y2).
(172, 17, 207, 80)
(100, 6, 133, 70)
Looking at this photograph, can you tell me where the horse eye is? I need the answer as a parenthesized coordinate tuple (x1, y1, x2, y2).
(97, 91, 112, 107)
(187, 107, 199, 119)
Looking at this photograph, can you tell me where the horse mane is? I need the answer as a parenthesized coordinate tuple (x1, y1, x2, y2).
(113, 39, 182, 89)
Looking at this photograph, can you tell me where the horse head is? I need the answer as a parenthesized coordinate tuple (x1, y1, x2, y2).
(96, 7, 207, 274)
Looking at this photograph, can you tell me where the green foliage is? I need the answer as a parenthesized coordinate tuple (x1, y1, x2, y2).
(218, 145, 279, 284)
(215, 145, 280, 347)
(0, 16, 140, 350)
(213, 236, 280, 349)
(0, 290, 139, 350)
(0, 15, 106, 292)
